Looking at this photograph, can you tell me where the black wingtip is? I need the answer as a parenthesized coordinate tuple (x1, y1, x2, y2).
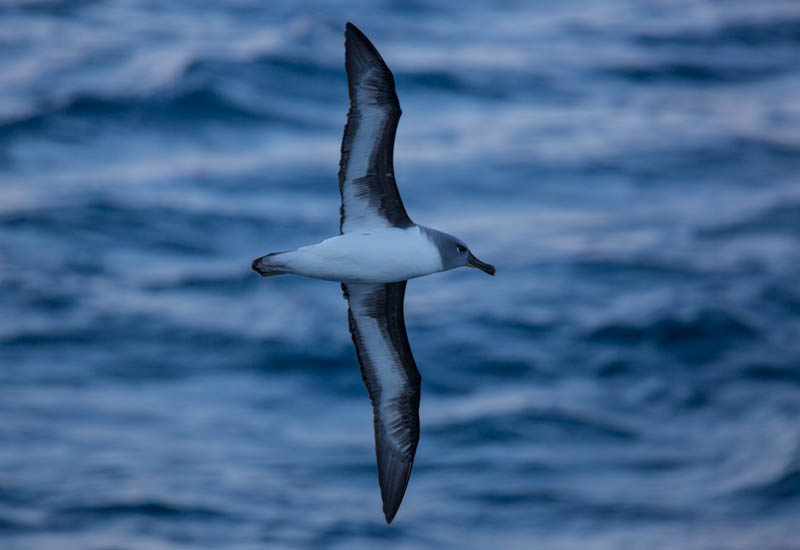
(379, 456, 414, 524)
(344, 22, 364, 45)
(344, 21, 388, 68)
(345, 21, 362, 36)
(382, 493, 402, 524)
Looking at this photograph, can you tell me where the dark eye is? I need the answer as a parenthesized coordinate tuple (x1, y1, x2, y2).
(456, 245, 467, 253)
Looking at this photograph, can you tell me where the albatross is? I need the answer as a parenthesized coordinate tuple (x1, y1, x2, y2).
(252, 22, 495, 523)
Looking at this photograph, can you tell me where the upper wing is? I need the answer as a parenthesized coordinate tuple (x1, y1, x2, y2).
(342, 281, 421, 523)
(338, 22, 413, 234)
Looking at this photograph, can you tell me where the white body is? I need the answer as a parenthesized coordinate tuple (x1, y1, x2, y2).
(280, 226, 443, 283)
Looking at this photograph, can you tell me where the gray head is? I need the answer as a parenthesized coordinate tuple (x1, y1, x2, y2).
(423, 227, 496, 276)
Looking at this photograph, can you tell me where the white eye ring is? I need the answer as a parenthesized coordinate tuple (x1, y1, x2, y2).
(456, 245, 467, 253)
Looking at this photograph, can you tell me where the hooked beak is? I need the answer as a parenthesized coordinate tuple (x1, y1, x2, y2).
(466, 251, 496, 276)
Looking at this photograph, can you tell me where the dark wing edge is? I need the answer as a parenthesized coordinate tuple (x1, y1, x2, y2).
(338, 22, 413, 234)
(342, 281, 421, 523)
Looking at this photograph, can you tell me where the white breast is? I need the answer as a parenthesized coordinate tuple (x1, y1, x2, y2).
(283, 226, 443, 283)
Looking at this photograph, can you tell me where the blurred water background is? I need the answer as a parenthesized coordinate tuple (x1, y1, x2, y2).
(2, 0, 800, 548)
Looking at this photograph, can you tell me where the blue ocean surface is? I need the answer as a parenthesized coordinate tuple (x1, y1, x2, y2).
(2, 1, 800, 548)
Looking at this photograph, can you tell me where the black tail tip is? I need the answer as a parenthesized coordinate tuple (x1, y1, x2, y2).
(251, 253, 287, 277)
(251, 256, 274, 276)
(250, 256, 270, 277)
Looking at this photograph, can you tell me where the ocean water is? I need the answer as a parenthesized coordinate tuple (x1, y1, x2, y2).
(2, 1, 800, 548)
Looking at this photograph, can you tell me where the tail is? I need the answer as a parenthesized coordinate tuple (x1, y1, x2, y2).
(251, 251, 290, 277)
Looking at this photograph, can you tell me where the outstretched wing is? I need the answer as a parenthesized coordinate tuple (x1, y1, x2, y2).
(338, 22, 413, 234)
(342, 281, 421, 523)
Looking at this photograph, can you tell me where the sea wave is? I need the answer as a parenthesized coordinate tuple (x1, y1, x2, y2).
(3, 1, 800, 548)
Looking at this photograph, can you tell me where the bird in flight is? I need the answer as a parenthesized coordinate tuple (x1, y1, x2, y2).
(252, 22, 495, 523)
